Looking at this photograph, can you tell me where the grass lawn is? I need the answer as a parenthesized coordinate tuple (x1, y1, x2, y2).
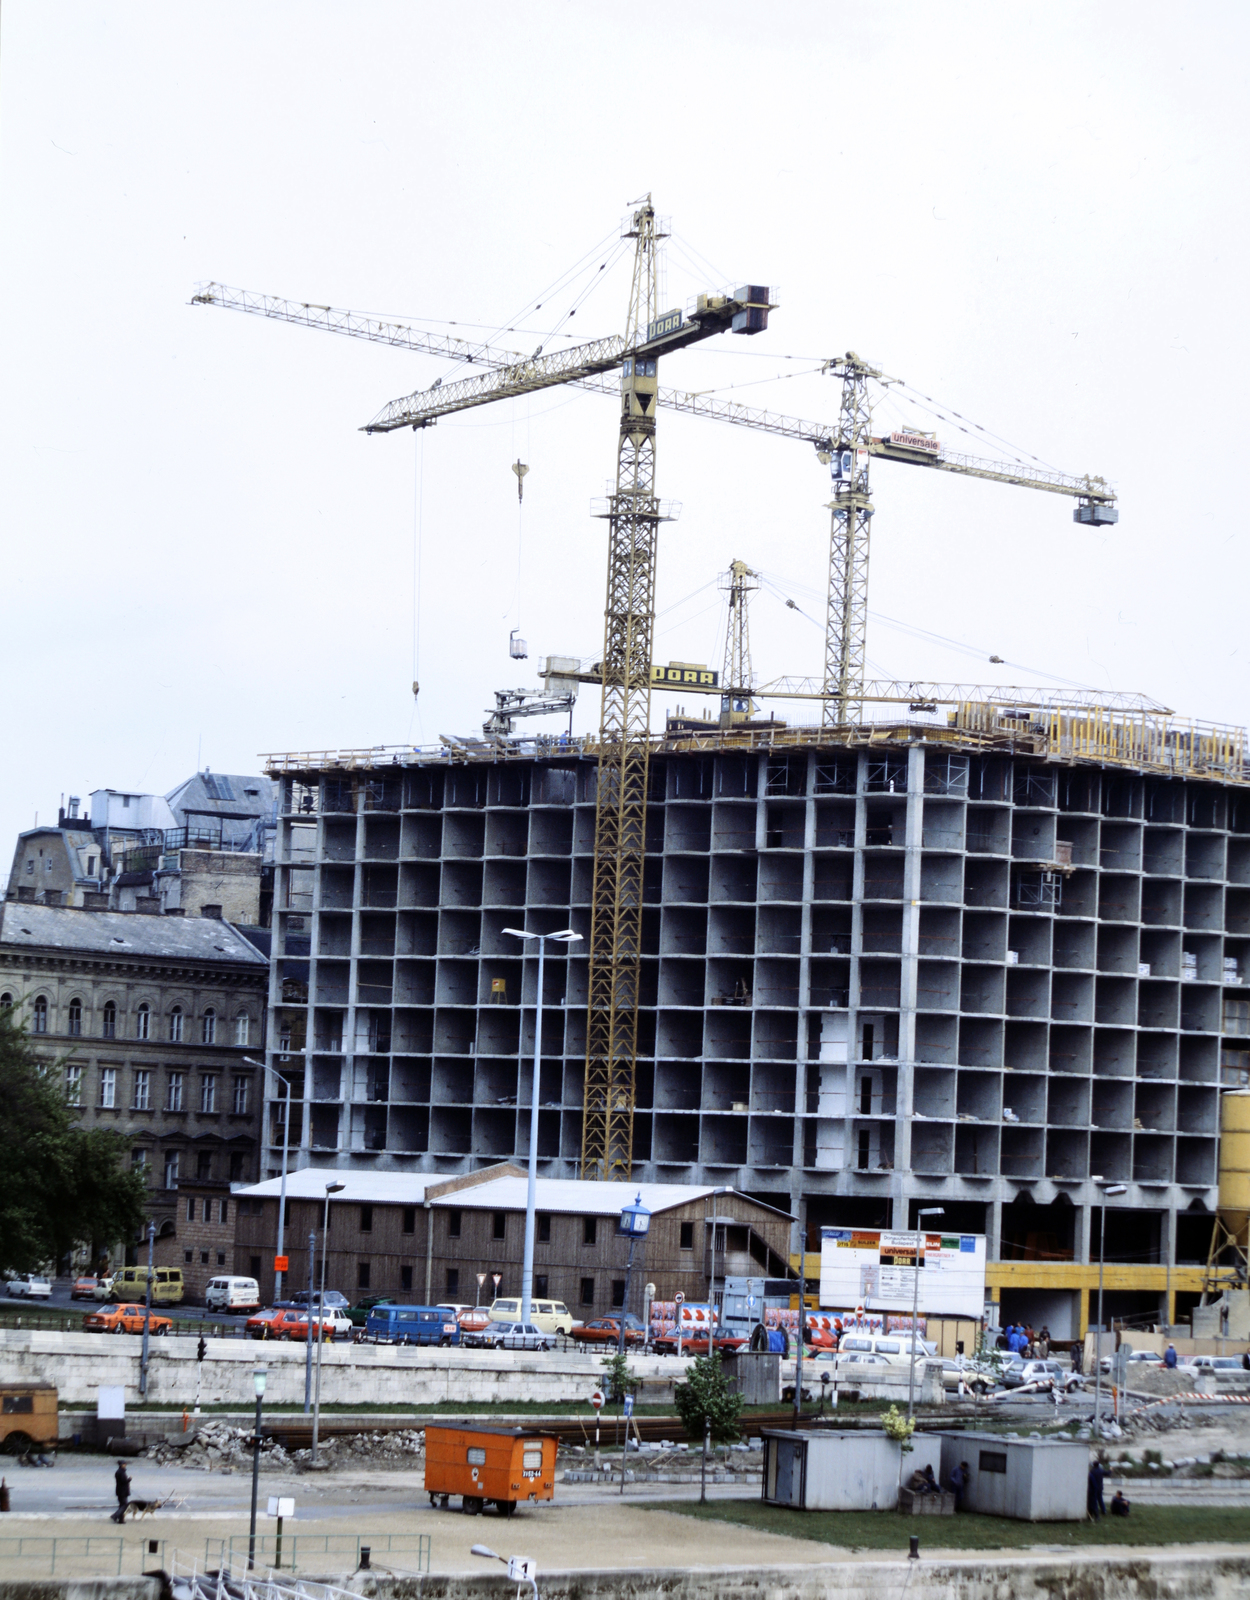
(649, 1498, 1250, 1551)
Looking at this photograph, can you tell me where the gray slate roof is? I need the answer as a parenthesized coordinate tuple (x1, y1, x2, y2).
(0, 904, 268, 966)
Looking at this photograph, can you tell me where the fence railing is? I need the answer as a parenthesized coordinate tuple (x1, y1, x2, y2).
(0, 1536, 129, 1576)
(203, 1532, 431, 1575)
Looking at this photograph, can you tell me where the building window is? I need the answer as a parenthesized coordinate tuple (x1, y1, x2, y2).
(535, 1275, 548, 1297)
(197, 1151, 212, 1179)
(229, 1152, 244, 1182)
(402, 1206, 416, 1235)
(168, 1072, 185, 1112)
(358, 1262, 371, 1289)
(200, 1075, 216, 1113)
(201, 1009, 216, 1045)
(25, 859, 32, 874)
(360, 1205, 373, 1233)
(0, 992, 11, 1009)
(401, 1265, 413, 1291)
(680, 1221, 694, 1250)
(611, 1280, 626, 1309)
(492, 1211, 506, 1240)
(583, 1216, 597, 1246)
(538, 1213, 551, 1243)
(217, 1252, 226, 1266)
(131, 1148, 148, 1176)
(184, 1249, 193, 1263)
(445, 1267, 460, 1295)
(99, 1067, 116, 1108)
(67, 998, 82, 1036)
(164, 1151, 180, 1188)
(187, 1196, 196, 1222)
(133, 1070, 151, 1111)
(87, 855, 96, 875)
(136, 1003, 150, 1040)
(65, 1065, 83, 1106)
(33, 997, 47, 1034)
(249, 1256, 262, 1278)
(219, 1198, 229, 1224)
(232, 1075, 248, 1115)
(102, 1001, 116, 1039)
(169, 1007, 183, 1042)
(448, 1209, 461, 1239)
(200, 1250, 209, 1265)
(234, 1011, 250, 1047)
(580, 1276, 595, 1307)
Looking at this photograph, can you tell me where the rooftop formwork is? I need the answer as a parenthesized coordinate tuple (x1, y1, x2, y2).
(262, 709, 1250, 1339)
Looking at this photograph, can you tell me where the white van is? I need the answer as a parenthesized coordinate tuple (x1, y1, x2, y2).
(487, 1297, 574, 1335)
(836, 1332, 935, 1366)
(205, 1276, 261, 1314)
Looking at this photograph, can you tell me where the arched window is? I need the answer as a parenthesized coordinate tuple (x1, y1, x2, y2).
(136, 1003, 150, 1041)
(68, 998, 83, 1037)
(0, 992, 12, 1010)
(201, 1008, 216, 1045)
(102, 1000, 117, 1039)
(33, 996, 48, 1034)
(234, 1010, 250, 1047)
(169, 1006, 183, 1043)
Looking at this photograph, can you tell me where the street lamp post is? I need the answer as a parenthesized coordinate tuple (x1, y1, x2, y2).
(247, 1366, 268, 1570)
(138, 1221, 155, 1398)
(906, 1208, 945, 1424)
(502, 927, 582, 1325)
(1092, 1181, 1127, 1433)
(616, 1194, 651, 1354)
(310, 1181, 345, 1466)
(246, 1057, 292, 1303)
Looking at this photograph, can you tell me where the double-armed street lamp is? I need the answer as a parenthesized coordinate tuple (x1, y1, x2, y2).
(310, 1180, 345, 1465)
(502, 927, 582, 1325)
(247, 1366, 268, 1570)
(1092, 1179, 1128, 1430)
(244, 1056, 294, 1301)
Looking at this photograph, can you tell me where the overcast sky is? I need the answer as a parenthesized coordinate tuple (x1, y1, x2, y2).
(2, 4, 1247, 852)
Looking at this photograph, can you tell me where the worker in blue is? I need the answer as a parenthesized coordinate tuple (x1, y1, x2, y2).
(1163, 1343, 1178, 1369)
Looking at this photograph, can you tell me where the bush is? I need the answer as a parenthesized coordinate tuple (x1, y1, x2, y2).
(674, 1353, 743, 1444)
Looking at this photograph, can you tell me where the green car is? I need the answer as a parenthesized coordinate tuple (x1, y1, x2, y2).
(348, 1294, 399, 1328)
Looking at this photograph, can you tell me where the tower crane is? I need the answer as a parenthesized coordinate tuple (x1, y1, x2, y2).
(195, 199, 776, 1182)
(194, 204, 1118, 1184)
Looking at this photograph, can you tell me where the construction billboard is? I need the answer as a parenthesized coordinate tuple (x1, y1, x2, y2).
(819, 1227, 987, 1319)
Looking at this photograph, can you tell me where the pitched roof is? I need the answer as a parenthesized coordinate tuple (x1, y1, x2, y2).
(0, 903, 268, 965)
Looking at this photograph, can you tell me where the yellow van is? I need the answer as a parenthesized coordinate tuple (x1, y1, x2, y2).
(114, 1266, 185, 1305)
(487, 1297, 574, 1336)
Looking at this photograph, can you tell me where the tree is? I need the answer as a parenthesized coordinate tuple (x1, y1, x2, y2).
(600, 1350, 638, 1405)
(0, 1008, 146, 1273)
(674, 1352, 743, 1444)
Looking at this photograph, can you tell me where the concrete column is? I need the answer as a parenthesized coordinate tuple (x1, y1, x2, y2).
(791, 752, 817, 1200)
(894, 744, 925, 1203)
(988, 1197, 1003, 1262)
(848, 752, 868, 1181)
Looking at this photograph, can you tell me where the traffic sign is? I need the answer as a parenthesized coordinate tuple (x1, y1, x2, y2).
(674, 1291, 685, 1305)
(623, 1394, 634, 1418)
(590, 1390, 605, 1410)
(274, 1255, 289, 1273)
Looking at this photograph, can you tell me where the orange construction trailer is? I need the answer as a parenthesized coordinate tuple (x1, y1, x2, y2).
(424, 1424, 557, 1516)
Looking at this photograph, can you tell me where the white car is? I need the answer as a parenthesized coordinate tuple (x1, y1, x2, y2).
(465, 1320, 557, 1350)
(4, 1274, 52, 1300)
(287, 1307, 354, 1341)
(93, 1275, 117, 1301)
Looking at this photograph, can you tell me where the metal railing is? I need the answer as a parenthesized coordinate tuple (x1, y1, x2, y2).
(0, 1536, 128, 1576)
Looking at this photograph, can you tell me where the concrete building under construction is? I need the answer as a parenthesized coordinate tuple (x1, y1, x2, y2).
(260, 701, 1250, 1341)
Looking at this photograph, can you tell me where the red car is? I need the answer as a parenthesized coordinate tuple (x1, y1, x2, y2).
(652, 1330, 747, 1357)
(569, 1316, 646, 1347)
(70, 1276, 100, 1300)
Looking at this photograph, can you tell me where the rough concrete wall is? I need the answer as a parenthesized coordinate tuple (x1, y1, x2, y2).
(174, 851, 261, 924)
(0, 1331, 680, 1409)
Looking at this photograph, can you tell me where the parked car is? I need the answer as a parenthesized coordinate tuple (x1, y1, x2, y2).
(348, 1294, 399, 1329)
(246, 1307, 298, 1340)
(205, 1277, 262, 1315)
(487, 1297, 575, 1336)
(1187, 1355, 1246, 1372)
(652, 1330, 747, 1356)
(1001, 1359, 1072, 1390)
(835, 1332, 937, 1365)
(4, 1275, 52, 1300)
(456, 1307, 492, 1334)
(92, 1275, 117, 1301)
(284, 1307, 354, 1342)
(933, 1358, 998, 1394)
(70, 1276, 100, 1301)
(364, 1304, 461, 1345)
(111, 1266, 184, 1305)
(83, 1303, 173, 1336)
(464, 1320, 557, 1350)
(290, 1290, 350, 1311)
(569, 1315, 646, 1347)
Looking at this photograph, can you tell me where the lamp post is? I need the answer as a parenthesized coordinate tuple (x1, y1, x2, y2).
(246, 1056, 291, 1303)
(502, 926, 582, 1325)
(247, 1366, 268, 1570)
(704, 1186, 730, 1339)
(617, 1194, 651, 1354)
(906, 1208, 944, 1424)
(138, 1220, 155, 1398)
(1092, 1181, 1127, 1433)
(310, 1180, 345, 1466)
(471, 1545, 538, 1600)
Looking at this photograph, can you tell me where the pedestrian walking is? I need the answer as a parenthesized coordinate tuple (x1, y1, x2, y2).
(1071, 1338, 1084, 1375)
(1038, 1327, 1050, 1360)
(1087, 1459, 1106, 1521)
(111, 1462, 131, 1524)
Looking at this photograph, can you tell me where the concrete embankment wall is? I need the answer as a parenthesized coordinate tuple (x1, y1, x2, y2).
(5, 1554, 1250, 1600)
(0, 1330, 683, 1408)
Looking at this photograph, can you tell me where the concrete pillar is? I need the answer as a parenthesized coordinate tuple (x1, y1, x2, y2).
(895, 744, 925, 1196)
(791, 753, 817, 1200)
(847, 752, 868, 1183)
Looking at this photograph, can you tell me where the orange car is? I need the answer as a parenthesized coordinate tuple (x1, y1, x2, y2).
(70, 1276, 100, 1300)
(83, 1302, 173, 1336)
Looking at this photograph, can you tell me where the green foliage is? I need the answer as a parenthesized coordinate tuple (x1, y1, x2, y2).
(881, 1403, 915, 1449)
(0, 1007, 147, 1273)
(600, 1350, 638, 1405)
(674, 1352, 743, 1444)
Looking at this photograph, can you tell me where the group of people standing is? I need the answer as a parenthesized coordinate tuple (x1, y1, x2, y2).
(996, 1322, 1052, 1359)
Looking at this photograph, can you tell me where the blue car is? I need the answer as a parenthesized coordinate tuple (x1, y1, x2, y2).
(364, 1304, 462, 1346)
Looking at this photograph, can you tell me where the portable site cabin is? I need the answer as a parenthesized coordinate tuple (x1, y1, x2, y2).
(935, 1431, 1087, 1521)
(761, 1429, 941, 1511)
(424, 1424, 556, 1515)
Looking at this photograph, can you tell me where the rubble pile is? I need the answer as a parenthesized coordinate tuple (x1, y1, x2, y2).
(145, 1423, 293, 1472)
(290, 1429, 425, 1468)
